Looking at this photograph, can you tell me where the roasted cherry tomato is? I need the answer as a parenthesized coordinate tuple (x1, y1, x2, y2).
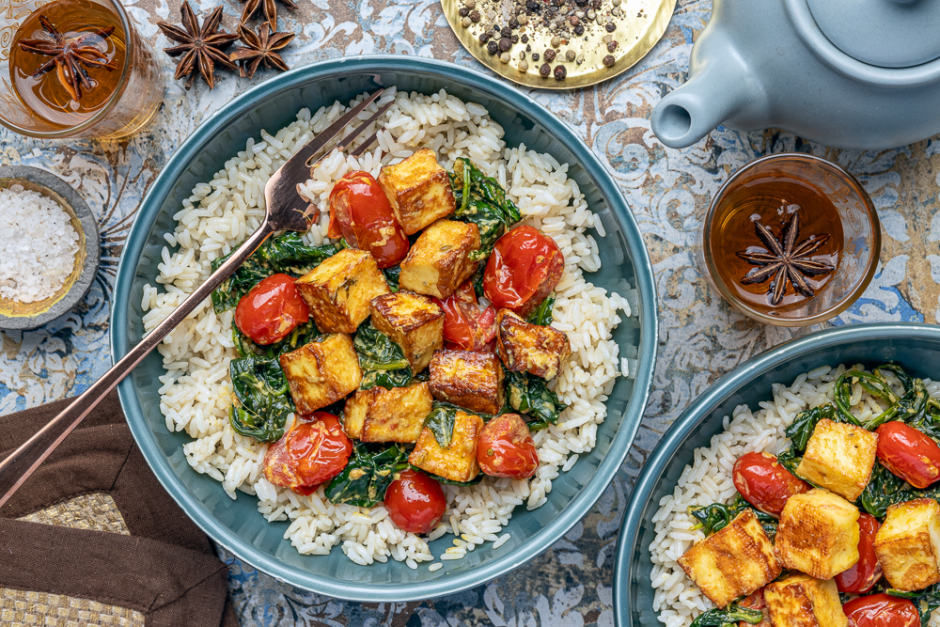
(843, 594, 920, 627)
(327, 171, 410, 268)
(436, 280, 497, 352)
(482, 226, 564, 317)
(732, 451, 810, 516)
(234, 273, 309, 345)
(262, 413, 352, 495)
(837, 513, 883, 594)
(384, 469, 447, 534)
(876, 421, 940, 489)
(477, 413, 539, 479)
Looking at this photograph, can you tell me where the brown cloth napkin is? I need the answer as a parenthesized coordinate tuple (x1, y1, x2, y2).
(0, 390, 240, 627)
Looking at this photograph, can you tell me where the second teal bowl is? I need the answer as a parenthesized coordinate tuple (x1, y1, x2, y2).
(614, 323, 940, 626)
(110, 56, 658, 601)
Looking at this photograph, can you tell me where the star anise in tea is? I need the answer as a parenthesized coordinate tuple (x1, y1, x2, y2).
(157, 2, 238, 89)
(238, 0, 297, 35)
(230, 23, 294, 78)
(736, 213, 835, 306)
(16, 15, 116, 102)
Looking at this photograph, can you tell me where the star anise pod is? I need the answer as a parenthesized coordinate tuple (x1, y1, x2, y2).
(157, 2, 238, 89)
(229, 23, 293, 78)
(736, 214, 835, 306)
(16, 16, 116, 102)
(238, 0, 296, 35)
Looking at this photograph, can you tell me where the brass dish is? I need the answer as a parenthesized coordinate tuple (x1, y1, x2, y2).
(442, 0, 676, 90)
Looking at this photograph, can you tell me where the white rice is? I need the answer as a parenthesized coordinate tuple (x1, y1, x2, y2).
(142, 88, 632, 566)
(649, 365, 940, 627)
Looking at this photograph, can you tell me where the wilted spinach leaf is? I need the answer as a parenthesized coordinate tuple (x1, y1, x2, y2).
(450, 157, 522, 259)
(505, 370, 566, 431)
(859, 460, 940, 518)
(211, 233, 338, 313)
(229, 355, 294, 442)
(354, 321, 412, 390)
(325, 443, 410, 507)
(834, 364, 930, 430)
(689, 494, 777, 540)
(383, 266, 401, 292)
(689, 605, 765, 627)
(526, 294, 555, 326)
(423, 404, 458, 448)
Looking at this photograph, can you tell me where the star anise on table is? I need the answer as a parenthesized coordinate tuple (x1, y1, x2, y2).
(16, 16, 116, 102)
(157, 1, 238, 89)
(736, 213, 835, 306)
(238, 0, 297, 36)
(230, 23, 294, 78)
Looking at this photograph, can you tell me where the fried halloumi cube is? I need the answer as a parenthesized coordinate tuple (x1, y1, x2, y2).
(377, 148, 456, 235)
(764, 574, 847, 627)
(399, 220, 480, 299)
(677, 510, 781, 609)
(429, 349, 504, 415)
(343, 382, 433, 443)
(496, 309, 571, 381)
(796, 419, 878, 501)
(408, 409, 483, 482)
(874, 498, 940, 591)
(279, 334, 362, 414)
(370, 291, 444, 373)
(294, 249, 390, 333)
(775, 488, 860, 580)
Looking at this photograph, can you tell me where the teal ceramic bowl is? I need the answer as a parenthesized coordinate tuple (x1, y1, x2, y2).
(613, 322, 940, 626)
(111, 56, 658, 601)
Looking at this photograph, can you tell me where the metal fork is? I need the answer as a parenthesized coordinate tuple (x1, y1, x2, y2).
(0, 89, 391, 509)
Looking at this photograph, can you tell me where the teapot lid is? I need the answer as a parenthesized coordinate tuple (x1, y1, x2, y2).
(806, 0, 940, 68)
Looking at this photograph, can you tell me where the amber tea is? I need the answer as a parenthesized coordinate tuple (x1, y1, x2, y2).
(709, 176, 844, 313)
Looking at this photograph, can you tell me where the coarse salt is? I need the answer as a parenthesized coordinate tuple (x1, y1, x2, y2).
(0, 184, 80, 303)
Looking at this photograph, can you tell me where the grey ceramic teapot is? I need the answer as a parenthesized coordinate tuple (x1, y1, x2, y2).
(651, 0, 940, 150)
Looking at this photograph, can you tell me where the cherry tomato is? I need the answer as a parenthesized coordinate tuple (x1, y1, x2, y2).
(262, 413, 352, 495)
(436, 280, 497, 352)
(837, 513, 883, 594)
(482, 226, 564, 317)
(477, 413, 539, 479)
(384, 469, 447, 534)
(732, 451, 810, 516)
(843, 594, 920, 627)
(876, 422, 940, 489)
(234, 273, 310, 345)
(328, 171, 410, 268)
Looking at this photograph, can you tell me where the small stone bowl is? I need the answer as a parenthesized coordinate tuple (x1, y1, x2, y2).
(0, 166, 100, 331)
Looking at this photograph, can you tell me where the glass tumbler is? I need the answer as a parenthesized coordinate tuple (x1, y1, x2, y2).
(0, 0, 164, 139)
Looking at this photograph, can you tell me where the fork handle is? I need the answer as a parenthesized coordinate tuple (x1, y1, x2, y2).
(0, 219, 276, 510)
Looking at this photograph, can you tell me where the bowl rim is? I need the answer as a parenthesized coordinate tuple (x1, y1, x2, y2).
(612, 322, 940, 627)
(110, 55, 659, 602)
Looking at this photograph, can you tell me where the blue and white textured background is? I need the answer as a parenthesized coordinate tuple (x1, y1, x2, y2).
(2, 0, 940, 622)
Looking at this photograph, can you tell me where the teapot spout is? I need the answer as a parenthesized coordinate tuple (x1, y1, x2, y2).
(651, 57, 764, 149)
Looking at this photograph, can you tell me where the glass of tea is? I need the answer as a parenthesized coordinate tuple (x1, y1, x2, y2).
(701, 153, 881, 326)
(0, 0, 164, 139)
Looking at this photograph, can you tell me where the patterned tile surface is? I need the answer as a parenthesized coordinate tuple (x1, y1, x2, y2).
(2, 0, 940, 623)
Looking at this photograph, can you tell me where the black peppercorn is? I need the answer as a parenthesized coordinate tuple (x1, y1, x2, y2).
(511, 34, 519, 43)
(574, 24, 584, 35)
(508, 16, 519, 29)
(470, 9, 480, 21)
(532, 52, 539, 61)
(458, 7, 469, 17)
(498, 37, 512, 52)
(526, 0, 539, 11)
(501, 26, 512, 37)
(478, 31, 490, 43)
(603, 54, 615, 67)
(605, 21, 615, 32)
(544, 48, 556, 61)
(607, 40, 617, 52)
(539, 63, 551, 77)
(487, 40, 499, 54)
(521, 34, 529, 43)
(554, 65, 566, 80)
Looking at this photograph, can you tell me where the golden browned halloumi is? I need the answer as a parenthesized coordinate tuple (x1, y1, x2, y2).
(496, 309, 571, 381)
(764, 574, 847, 627)
(279, 334, 362, 414)
(377, 148, 456, 235)
(677, 509, 781, 609)
(342, 388, 372, 439)
(294, 249, 390, 333)
(363, 382, 433, 443)
(370, 291, 444, 373)
(796, 418, 878, 501)
(428, 349, 504, 415)
(399, 220, 480, 299)
(408, 409, 483, 482)
(874, 498, 940, 591)
(774, 488, 860, 580)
